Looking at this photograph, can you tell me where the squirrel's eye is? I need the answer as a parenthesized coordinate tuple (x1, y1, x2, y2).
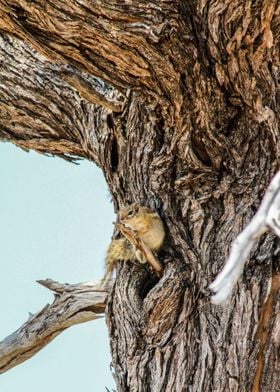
(127, 210, 134, 217)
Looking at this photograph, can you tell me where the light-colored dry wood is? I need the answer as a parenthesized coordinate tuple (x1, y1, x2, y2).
(210, 170, 280, 304)
(116, 222, 163, 276)
(0, 279, 111, 374)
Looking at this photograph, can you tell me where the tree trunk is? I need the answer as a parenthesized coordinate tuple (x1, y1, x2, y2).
(0, 1, 279, 391)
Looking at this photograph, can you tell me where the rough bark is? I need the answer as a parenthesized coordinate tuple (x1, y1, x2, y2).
(0, 1, 280, 391)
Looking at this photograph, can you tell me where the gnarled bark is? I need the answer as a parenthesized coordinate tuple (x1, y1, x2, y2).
(0, 1, 280, 391)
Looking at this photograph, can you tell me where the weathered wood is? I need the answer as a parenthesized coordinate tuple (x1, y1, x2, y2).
(0, 1, 279, 391)
(0, 0, 182, 104)
(211, 170, 280, 303)
(0, 34, 115, 163)
(0, 279, 110, 374)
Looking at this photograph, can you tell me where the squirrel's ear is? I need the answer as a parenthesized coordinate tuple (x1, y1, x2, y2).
(142, 206, 152, 214)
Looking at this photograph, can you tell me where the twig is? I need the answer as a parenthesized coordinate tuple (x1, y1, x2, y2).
(210, 171, 280, 304)
(116, 223, 163, 276)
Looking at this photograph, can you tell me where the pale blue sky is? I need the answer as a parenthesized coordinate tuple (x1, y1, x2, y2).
(0, 143, 115, 391)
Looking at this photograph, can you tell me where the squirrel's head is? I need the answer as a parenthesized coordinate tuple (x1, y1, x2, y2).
(119, 204, 154, 230)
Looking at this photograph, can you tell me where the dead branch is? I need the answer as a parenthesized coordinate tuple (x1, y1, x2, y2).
(210, 171, 280, 304)
(0, 279, 111, 374)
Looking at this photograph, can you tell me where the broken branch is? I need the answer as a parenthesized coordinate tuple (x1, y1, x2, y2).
(0, 279, 111, 374)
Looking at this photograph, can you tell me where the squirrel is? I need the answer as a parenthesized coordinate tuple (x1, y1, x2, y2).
(103, 203, 165, 284)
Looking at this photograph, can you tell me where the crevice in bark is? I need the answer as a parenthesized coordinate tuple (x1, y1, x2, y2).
(110, 134, 119, 173)
(138, 274, 160, 300)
